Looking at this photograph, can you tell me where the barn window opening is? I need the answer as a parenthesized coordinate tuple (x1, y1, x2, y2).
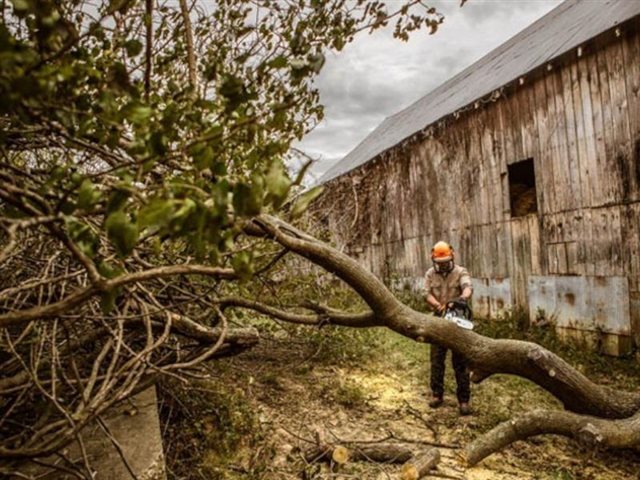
(508, 158, 538, 217)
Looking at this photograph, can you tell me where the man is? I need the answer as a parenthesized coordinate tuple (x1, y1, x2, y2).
(424, 241, 473, 415)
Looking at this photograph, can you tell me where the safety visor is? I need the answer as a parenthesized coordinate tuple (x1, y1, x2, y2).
(433, 258, 453, 273)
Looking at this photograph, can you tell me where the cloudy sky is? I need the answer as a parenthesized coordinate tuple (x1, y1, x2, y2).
(296, 0, 561, 182)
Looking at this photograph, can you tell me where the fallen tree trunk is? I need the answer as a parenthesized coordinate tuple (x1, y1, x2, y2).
(241, 214, 640, 465)
(246, 215, 640, 419)
(399, 448, 441, 480)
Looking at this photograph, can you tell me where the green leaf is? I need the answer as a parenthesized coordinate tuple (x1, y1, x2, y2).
(139, 198, 176, 229)
(100, 288, 121, 314)
(268, 55, 288, 69)
(105, 211, 139, 257)
(124, 39, 143, 57)
(107, 0, 134, 14)
(98, 260, 124, 279)
(307, 52, 325, 73)
(231, 251, 253, 280)
(77, 179, 101, 212)
(265, 160, 291, 208)
(106, 187, 131, 214)
(233, 182, 262, 217)
(290, 186, 323, 219)
(189, 142, 215, 171)
(10, 0, 30, 12)
(124, 102, 152, 125)
(65, 216, 98, 258)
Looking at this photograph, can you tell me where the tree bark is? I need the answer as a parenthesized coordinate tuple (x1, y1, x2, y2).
(249, 215, 640, 419)
(305, 442, 414, 464)
(399, 448, 440, 480)
(465, 408, 640, 466)
(240, 214, 640, 465)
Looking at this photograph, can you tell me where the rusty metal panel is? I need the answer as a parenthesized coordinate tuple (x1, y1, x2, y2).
(472, 278, 491, 319)
(528, 275, 630, 335)
(472, 277, 512, 319)
(489, 278, 512, 315)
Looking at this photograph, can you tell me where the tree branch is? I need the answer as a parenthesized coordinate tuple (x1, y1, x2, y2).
(248, 215, 640, 419)
(465, 409, 640, 466)
(217, 295, 380, 328)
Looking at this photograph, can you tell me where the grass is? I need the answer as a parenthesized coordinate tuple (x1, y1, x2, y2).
(158, 292, 640, 479)
(158, 380, 268, 480)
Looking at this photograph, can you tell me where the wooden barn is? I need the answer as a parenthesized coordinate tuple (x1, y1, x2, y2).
(316, 0, 640, 356)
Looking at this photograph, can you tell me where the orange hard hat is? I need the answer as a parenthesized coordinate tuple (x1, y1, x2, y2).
(431, 241, 454, 262)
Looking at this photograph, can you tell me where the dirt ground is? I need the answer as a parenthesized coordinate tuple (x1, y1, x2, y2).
(160, 326, 640, 480)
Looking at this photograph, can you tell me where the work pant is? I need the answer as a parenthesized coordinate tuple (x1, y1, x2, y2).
(429, 344, 470, 403)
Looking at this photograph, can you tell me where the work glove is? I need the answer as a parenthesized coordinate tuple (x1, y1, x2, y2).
(448, 297, 468, 309)
(454, 296, 468, 305)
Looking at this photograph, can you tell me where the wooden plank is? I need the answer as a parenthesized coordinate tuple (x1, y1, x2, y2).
(596, 43, 620, 202)
(563, 210, 585, 275)
(627, 203, 640, 282)
(509, 218, 530, 310)
(577, 48, 601, 208)
(495, 100, 512, 220)
(566, 241, 579, 275)
(592, 208, 609, 276)
(528, 214, 542, 276)
(532, 74, 556, 215)
(559, 63, 583, 210)
(605, 38, 634, 203)
(489, 110, 504, 226)
(479, 109, 498, 227)
(607, 205, 624, 277)
(518, 81, 537, 158)
(588, 45, 612, 206)
(545, 68, 570, 212)
(501, 90, 519, 166)
(582, 208, 596, 276)
(621, 25, 640, 201)
(619, 203, 633, 280)
(570, 57, 592, 209)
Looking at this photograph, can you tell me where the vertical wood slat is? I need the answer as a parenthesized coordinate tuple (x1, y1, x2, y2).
(606, 39, 633, 202)
(595, 44, 618, 202)
(598, 41, 626, 204)
(621, 21, 640, 201)
(587, 46, 609, 206)
(528, 215, 542, 276)
(545, 69, 569, 212)
(559, 62, 583, 210)
(533, 74, 556, 215)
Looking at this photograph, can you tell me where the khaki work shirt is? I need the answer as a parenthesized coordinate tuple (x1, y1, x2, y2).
(424, 265, 473, 305)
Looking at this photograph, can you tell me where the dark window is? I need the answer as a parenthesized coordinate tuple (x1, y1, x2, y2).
(508, 158, 538, 217)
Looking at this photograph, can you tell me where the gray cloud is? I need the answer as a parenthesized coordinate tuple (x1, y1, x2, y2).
(297, 0, 561, 179)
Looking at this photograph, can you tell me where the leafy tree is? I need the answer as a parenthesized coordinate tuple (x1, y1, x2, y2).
(1, 1, 638, 477)
(0, 0, 444, 472)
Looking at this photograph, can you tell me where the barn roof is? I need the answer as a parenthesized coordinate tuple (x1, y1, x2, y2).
(319, 0, 640, 183)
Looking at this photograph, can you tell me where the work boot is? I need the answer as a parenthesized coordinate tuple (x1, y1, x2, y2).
(428, 396, 443, 408)
(459, 402, 472, 416)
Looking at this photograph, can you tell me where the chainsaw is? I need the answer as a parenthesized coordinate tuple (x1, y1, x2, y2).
(443, 298, 474, 330)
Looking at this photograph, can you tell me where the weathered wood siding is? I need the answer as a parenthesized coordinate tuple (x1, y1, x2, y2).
(317, 20, 640, 352)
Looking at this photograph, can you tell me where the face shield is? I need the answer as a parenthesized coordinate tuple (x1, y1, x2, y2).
(433, 258, 454, 274)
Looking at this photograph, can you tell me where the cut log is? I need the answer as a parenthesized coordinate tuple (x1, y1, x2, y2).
(305, 442, 414, 464)
(400, 448, 441, 480)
